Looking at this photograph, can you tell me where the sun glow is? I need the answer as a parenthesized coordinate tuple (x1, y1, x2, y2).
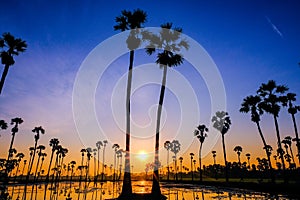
(137, 150, 148, 161)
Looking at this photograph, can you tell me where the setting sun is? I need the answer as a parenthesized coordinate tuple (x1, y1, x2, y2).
(137, 150, 148, 161)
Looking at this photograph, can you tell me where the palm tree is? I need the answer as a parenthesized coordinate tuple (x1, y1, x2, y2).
(21, 159, 27, 176)
(179, 157, 183, 181)
(189, 153, 194, 181)
(33, 145, 45, 181)
(0, 32, 27, 94)
(245, 153, 251, 169)
(163, 141, 172, 181)
(114, 9, 147, 199)
(212, 151, 217, 165)
(283, 136, 295, 165)
(257, 80, 288, 171)
(85, 148, 92, 185)
(112, 143, 120, 182)
(14, 152, 24, 181)
(145, 22, 189, 198)
(38, 152, 47, 178)
(7, 118, 23, 162)
(93, 148, 97, 181)
(233, 146, 243, 166)
(194, 124, 208, 182)
(286, 93, 300, 164)
(211, 111, 231, 182)
(96, 141, 103, 177)
(46, 138, 59, 182)
(27, 126, 45, 180)
(170, 140, 181, 182)
(0, 120, 8, 137)
(240, 95, 274, 170)
(101, 140, 108, 181)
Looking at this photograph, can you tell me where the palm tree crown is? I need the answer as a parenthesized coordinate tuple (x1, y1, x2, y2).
(0, 32, 27, 94)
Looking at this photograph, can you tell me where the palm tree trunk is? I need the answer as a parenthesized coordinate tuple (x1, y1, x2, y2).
(291, 113, 300, 164)
(289, 145, 295, 164)
(221, 134, 228, 182)
(273, 115, 286, 170)
(119, 50, 134, 199)
(174, 155, 178, 182)
(7, 132, 16, 161)
(167, 150, 170, 181)
(0, 64, 10, 94)
(152, 65, 167, 198)
(256, 121, 274, 169)
(46, 150, 55, 182)
(27, 140, 38, 181)
(101, 146, 106, 181)
(191, 158, 193, 181)
(199, 143, 203, 182)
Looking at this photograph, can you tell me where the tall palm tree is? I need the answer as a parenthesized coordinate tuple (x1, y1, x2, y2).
(38, 152, 47, 178)
(145, 22, 189, 198)
(27, 126, 45, 180)
(163, 141, 172, 181)
(211, 111, 231, 183)
(114, 9, 147, 199)
(33, 145, 45, 180)
(0, 32, 27, 94)
(179, 157, 183, 181)
(96, 141, 103, 177)
(46, 138, 59, 182)
(92, 148, 97, 181)
(112, 143, 120, 182)
(233, 146, 243, 166)
(286, 93, 300, 164)
(7, 118, 23, 162)
(257, 80, 288, 171)
(240, 95, 274, 169)
(212, 151, 217, 165)
(194, 124, 208, 182)
(245, 153, 251, 169)
(101, 140, 108, 181)
(189, 153, 194, 181)
(170, 140, 181, 182)
(283, 136, 295, 165)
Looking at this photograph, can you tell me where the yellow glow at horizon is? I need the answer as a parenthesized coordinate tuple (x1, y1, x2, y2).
(137, 150, 148, 161)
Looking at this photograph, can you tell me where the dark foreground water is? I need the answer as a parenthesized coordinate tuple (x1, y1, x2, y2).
(6, 181, 289, 200)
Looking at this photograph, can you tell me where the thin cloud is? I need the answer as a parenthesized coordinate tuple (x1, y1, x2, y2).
(265, 16, 283, 38)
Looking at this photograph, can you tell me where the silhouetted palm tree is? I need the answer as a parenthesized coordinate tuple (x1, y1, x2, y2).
(27, 126, 45, 180)
(170, 140, 180, 182)
(14, 152, 24, 180)
(93, 148, 97, 181)
(283, 136, 295, 165)
(0, 32, 27, 94)
(163, 140, 172, 181)
(233, 146, 243, 166)
(240, 95, 274, 170)
(96, 141, 103, 177)
(212, 151, 217, 165)
(7, 118, 23, 162)
(212, 111, 231, 182)
(245, 153, 251, 169)
(114, 9, 147, 199)
(46, 138, 59, 182)
(112, 143, 120, 182)
(257, 80, 288, 171)
(33, 145, 45, 181)
(101, 140, 108, 181)
(145, 22, 189, 198)
(194, 124, 208, 182)
(179, 157, 183, 181)
(286, 93, 300, 163)
(189, 153, 194, 181)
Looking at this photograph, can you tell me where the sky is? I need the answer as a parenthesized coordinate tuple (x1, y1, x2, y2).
(0, 0, 300, 173)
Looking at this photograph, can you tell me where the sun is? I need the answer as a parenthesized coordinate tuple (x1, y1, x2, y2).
(137, 150, 148, 161)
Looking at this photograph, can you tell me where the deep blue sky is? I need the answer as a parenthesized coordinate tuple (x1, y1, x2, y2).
(1, 1, 300, 171)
